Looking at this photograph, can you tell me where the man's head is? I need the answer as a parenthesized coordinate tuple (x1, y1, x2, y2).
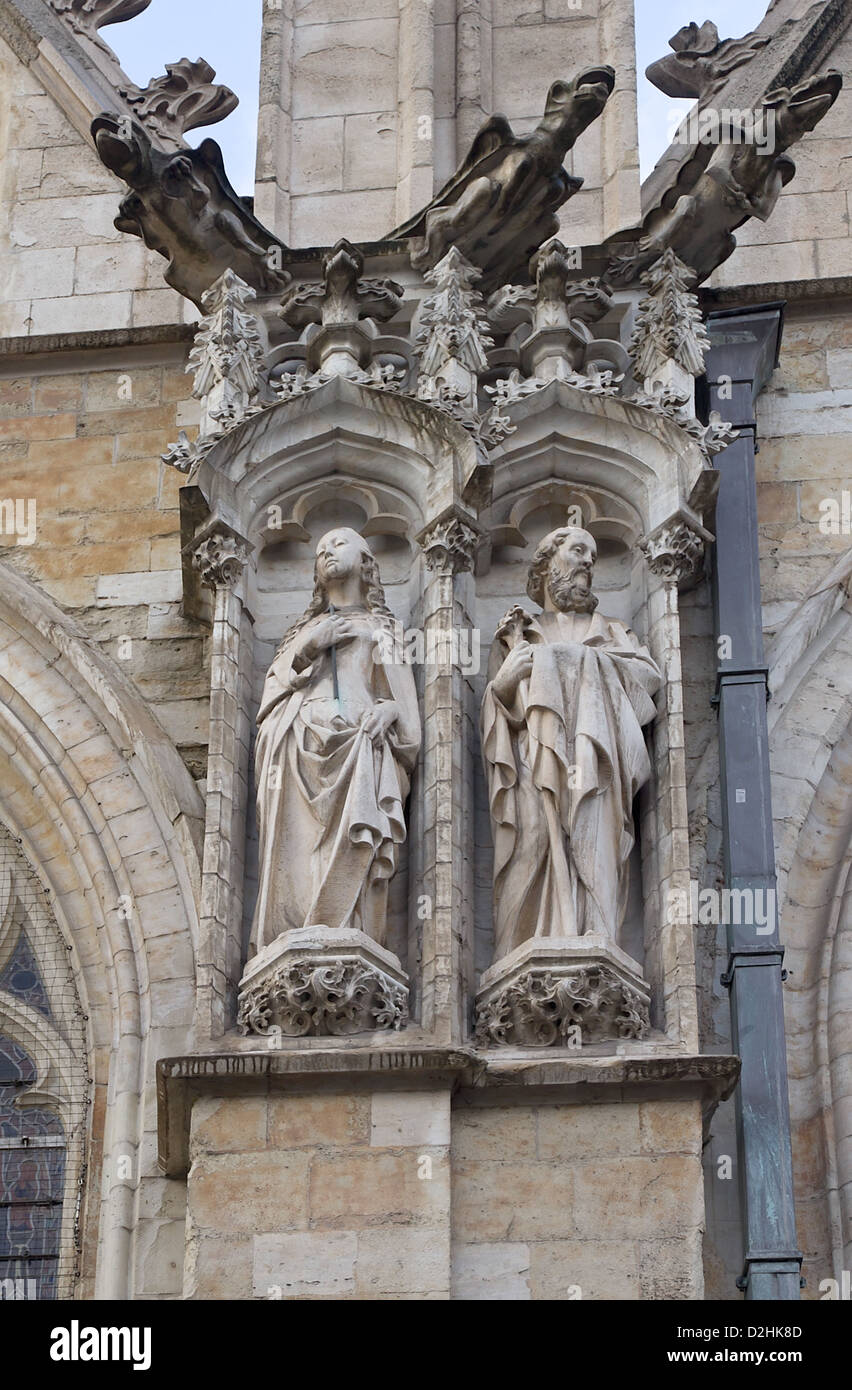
(527, 525, 598, 613)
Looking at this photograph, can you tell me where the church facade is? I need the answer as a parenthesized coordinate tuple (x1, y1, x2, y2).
(0, 0, 850, 1302)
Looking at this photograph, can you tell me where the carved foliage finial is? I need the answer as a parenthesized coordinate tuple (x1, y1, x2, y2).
(415, 247, 493, 394)
(280, 239, 403, 330)
(120, 58, 238, 148)
(187, 269, 267, 434)
(645, 18, 771, 101)
(486, 243, 624, 389)
(629, 249, 711, 384)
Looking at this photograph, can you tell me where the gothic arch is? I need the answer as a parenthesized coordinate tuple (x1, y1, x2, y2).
(776, 713, 852, 1286)
(0, 564, 204, 1298)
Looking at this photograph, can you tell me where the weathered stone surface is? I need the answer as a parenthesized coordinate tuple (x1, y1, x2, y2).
(451, 1242, 532, 1300)
(370, 1092, 451, 1148)
(252, 1230, 357, 1299)
(268, 1094, 371, 1150)
(310, 1149, 450, 1225)
(189, 1152, 311, 1234)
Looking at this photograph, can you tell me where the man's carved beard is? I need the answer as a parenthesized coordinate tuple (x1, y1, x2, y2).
(548, 561, 599, 614)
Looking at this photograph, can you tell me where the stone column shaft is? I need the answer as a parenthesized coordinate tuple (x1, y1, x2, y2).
(417, 515, 477, 1042)
(255, 0, 293, 239)
(192, 530, 252, 1039)
(396, 0, 436, 224)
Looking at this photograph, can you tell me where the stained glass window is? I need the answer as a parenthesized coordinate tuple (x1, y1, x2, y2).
(0, 1036, 65, 1301)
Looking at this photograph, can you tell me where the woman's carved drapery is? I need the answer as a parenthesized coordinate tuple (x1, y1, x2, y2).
(249, 528, 420, 955)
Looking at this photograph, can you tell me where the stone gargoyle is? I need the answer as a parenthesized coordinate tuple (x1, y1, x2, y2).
(607, 69, 842, 286)
(91, 113, 291, 306)
(389, 66, 615, 287)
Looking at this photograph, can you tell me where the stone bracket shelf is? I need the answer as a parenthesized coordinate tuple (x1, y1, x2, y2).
(157, 1048, 740, 1176)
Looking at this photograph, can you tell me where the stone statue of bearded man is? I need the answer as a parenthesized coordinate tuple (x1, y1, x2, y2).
(481, 526, 661, 960)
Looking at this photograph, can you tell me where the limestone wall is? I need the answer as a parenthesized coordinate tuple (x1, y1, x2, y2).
(186, 1088, 453, 1299)
(183, 1087, 704, 1300)
(0, 36, 194, 339)
(0, 346, 210, 773)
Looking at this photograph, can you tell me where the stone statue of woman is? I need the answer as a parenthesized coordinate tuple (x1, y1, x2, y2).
(248, 528, 420, 957)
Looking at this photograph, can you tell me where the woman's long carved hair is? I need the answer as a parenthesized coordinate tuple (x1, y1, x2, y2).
(276, 532, 395, 655)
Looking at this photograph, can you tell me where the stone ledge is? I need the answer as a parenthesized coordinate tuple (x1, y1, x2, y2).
(157, 1048, 740, 1176)
(701, 276, 852, 307)
(0, 323, 196, 358)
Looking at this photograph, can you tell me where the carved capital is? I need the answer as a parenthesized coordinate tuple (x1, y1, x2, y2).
(191, 530, 250, 589)
(419, 515, 479, 576)
(640, 518, 708, 589)
(475, 963, 651, 1047)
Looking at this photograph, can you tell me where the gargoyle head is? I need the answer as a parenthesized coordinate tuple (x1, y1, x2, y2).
(763, 70, 843, 151)
(91, 111, 290, 305)
(540, 66, 616, 150)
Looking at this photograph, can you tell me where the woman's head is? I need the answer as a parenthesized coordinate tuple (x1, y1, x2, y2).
(278, 528, 393, 649)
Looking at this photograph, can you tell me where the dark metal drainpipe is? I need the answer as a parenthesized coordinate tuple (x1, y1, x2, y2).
(702, 304, 802, 1301)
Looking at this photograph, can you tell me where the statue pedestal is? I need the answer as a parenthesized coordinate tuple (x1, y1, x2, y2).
(474, 936, 651, 1048)
(237, 926, 409, 1037)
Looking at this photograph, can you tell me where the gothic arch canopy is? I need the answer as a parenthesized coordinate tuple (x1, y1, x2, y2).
(190, 375, 482, 549)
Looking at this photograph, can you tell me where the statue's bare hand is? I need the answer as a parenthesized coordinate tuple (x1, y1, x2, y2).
(360, 701, 399, 742)
(492, 641, 534, 703)
(300, 616, 358, 662)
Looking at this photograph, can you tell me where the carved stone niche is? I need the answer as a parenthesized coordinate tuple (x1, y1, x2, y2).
(472, 379, 715, 1051)
(179, 373, 481, 1043)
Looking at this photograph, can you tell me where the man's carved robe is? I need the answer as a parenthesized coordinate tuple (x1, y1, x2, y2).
(482, 609, 661, 956)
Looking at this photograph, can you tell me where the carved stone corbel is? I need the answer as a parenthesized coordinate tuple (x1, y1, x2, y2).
(190, 527, 251, 590)
(418, 512, 480, 577)
(640, 514, 712, 590)
(237, 928, 409, 1038)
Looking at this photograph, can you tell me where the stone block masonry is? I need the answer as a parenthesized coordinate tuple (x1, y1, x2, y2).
(182, 1086, 704, 1300)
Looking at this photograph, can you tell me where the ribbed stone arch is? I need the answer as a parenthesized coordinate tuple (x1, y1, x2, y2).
(768, 604, 852, 917)
(0, 565, 204, 1298)
(778, 717, 852, 1286)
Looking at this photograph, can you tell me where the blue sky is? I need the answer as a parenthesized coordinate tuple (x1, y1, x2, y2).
(108, 0, 772, 195)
